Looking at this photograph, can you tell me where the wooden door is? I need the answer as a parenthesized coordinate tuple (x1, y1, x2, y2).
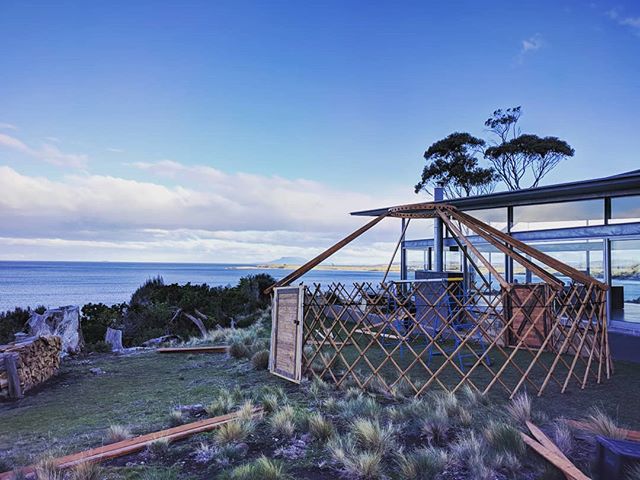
(269, 286, 304, 383)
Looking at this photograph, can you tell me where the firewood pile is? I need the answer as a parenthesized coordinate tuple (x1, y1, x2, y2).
(0, 335, 62, 399)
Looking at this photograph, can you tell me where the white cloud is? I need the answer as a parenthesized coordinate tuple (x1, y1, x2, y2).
(0, 123, 18, 130)
(521, 34, 544, 54)
(107, 147, 124, 153)
(0, 164, 411, 264)
(0, 133, 88, 169)
(607, 8, 640, 35)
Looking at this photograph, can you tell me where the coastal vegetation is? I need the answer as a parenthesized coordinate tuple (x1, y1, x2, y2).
(0, 274, 274, 349)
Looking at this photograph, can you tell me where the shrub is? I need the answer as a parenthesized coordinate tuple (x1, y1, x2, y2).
(308, 413, 334, 441)
(0, 307, 34, 344)
(350, 418, 397, 456)
(507, 392, 532, 425)
(270, 406, 296, 438)
(251, 350, 270, 370)
(396, 447, 448, 480)
(223, 456, 289, 480)
(105, 424, 131, 443)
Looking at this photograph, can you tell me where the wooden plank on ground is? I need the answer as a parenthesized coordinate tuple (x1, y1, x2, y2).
(156, 346, 228, 354)
(526, 421, 573, 479)
(0, 408, 263, 479)
(521, 432, 590, 480)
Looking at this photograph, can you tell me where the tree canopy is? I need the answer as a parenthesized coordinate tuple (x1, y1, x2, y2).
(415, 132, 497, 198)
(416, 107, 574, 198)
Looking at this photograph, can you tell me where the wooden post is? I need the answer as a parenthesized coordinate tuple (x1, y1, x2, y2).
(3, 353, 23, 399)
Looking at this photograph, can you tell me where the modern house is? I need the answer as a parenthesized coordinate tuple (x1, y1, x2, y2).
(352, 169, 640, 358)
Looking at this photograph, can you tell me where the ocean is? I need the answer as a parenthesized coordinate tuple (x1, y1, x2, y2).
(1, 261, 639, 313)
(0, 261, 399, 312)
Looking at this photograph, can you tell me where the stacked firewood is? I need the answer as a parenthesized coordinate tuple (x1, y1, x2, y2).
(0, 335, 62, 399)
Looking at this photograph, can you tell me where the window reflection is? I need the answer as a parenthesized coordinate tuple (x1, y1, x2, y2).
(512, 200, 604, 232)
(610, 195, 640, 224)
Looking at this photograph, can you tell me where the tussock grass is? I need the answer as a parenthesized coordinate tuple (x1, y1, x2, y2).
(507, 392, 532, 425)
(308, 412, 335, 441)
(168, 409, 184, 426)
(350, 418, 397, 456)
(105, 424, 131, 443)
(309, 376, 332, 398)
(261, 394, 280, 414)
(581, 407, 626, 440)
(223, 455, 289, 480)
(228, 342, 252, 360)
(552, 420, 574, 456)
(396, 446, 448, 480)
(216, 420, 254, 445)
(250, 349, 270, 370)
(430, 391, 460, 417)
(336, 395, 381, 420)
(147, 438, 170, 457)
(484, 421, 525, 457)
(328, 435, 385, 480)
(270, 405, 296, 438)
(421, 413, 450, 446)
(237, 400, 257, 422)
(206, 389, 237, 417)
(34, 456, 63, 480)
(69, 462, 102, 480)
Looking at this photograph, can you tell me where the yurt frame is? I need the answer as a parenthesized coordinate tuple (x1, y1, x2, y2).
(266, 203, 611, 398)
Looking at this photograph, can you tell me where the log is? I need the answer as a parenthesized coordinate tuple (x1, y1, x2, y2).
(104, 328, 123, 352)
(3, 353, 22, 399)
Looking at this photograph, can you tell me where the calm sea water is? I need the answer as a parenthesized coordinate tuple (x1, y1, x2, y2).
(0, 261, 399, 312)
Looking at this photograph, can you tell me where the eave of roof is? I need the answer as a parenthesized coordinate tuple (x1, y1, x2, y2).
(352, 169, 640, 216)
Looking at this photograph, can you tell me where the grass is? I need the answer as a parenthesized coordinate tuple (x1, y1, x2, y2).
(396, 447, 448, 480)
(69, 462, 102, 480)
(222, 456, 289, 480)
(307, 412, 334, 441)
(350, 418, 397, 456)
(105, 424, 131, 443)
(269, 405, 296, 438)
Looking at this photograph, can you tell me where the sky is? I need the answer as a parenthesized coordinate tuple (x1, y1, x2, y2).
(0, 0, 639, 264)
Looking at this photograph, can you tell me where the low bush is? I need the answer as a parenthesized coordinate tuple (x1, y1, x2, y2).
(308, 413, 334, 441)
(396, 446, 448, 480)
(69, 462, 102, 480)
(105, 424, 131, 443)
(215, 421, 254, 445)
(269, 406, 296, 438)
(147, 438, 170, 458)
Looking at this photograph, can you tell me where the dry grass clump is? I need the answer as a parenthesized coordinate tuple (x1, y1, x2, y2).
(350, 418, 397, 456)
(484, 421, 525, 457)
(506, 392, 532, 425)
(395, 446, 448, 480)
(147, 438, 170, 457)
(223, 455, 289, 480)
(580, 407, 626, 440)
(309, 376, 332, 399)
(215, 420, 255, 445)
(269, 405, 297, 438)
(206, 389, 237, 417)
(552, 420, 574, 456)
(421, 412, 451, 446)
(459, 384, 486, 406)
(228, 341, 252, 360)
(34, 456, 63, 480)
(431, 391, 460, 417)
(328, 436, 385, 480)
(450, 431, 494, 480)
(69, 462, 102, 480)
(251, 349, 270, 370)
(105, 424, 132, 443)
(169, 409, 184, 426)
(336, 395, 381, 420)
(308, 412, 335, 441)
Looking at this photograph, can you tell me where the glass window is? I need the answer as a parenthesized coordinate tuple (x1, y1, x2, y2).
(611, 239, 640, 323)
(405, 248, 430, 273)
(610, 195, 640, 224)
(512, 199, 604, 232)
(522, 240, 604, 283)
(469, 208, 508, 232)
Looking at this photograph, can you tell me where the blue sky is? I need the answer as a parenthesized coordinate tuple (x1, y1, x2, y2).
(0, 0, 639, 263)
